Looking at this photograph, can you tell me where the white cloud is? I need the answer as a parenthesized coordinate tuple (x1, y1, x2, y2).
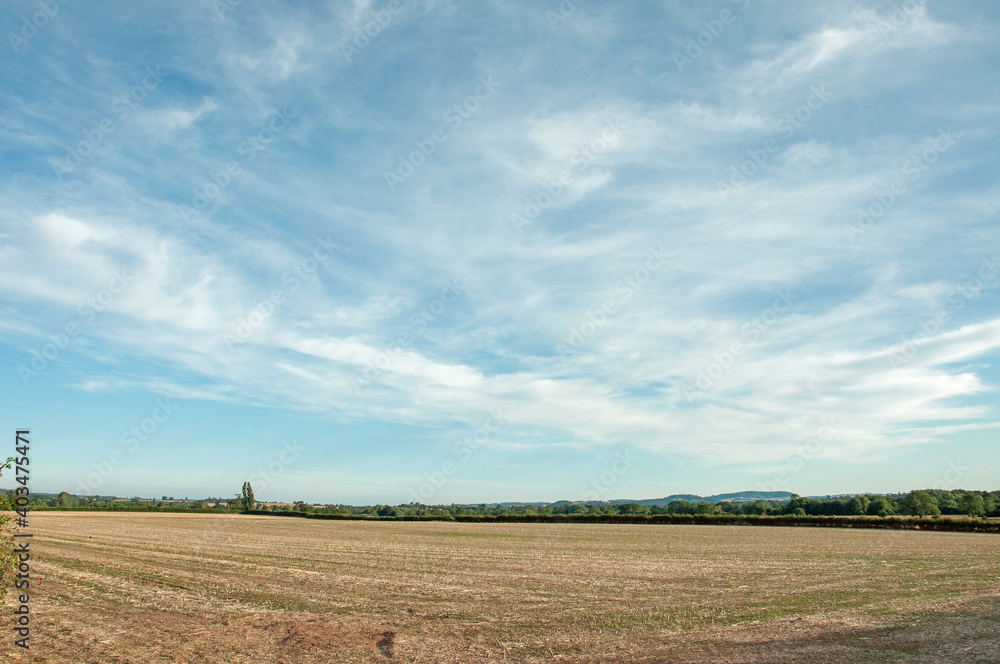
(4, 1, 998, 499)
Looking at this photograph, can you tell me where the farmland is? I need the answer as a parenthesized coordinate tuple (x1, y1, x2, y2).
(8, 513, 1000, 663)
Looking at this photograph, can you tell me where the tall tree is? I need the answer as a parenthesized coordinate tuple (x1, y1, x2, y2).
(57, 491, 79, 508)
(240, 482, 255, 512)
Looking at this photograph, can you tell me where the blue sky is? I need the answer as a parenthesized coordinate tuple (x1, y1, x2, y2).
(2, 0, 999, 504)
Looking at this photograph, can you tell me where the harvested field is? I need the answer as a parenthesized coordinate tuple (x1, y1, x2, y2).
(8, 512, 1000, 663)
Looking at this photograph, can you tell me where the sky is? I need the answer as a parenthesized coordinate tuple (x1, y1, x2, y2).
(1, 0, 999, 504)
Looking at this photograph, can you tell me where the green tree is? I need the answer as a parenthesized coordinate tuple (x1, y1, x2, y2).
(958, 493, 985, 518)
(847, 496, 871, 515)
(867, 496, 894, 517)
(617, 502, 649, 515)
(901, 490, 940, 518)
(57, 491, 79, 508)
(785, 494, 813, 515)
(740, 500, 772, 516)
(693, 502, 718, 516)
(240, 482, 255, 512)
(666, 500, 695, 515)
(938, 494, 960, 514)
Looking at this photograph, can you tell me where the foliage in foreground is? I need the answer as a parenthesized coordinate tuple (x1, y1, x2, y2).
(0, 458, 17, 586)
(241, 510, 1000, 532)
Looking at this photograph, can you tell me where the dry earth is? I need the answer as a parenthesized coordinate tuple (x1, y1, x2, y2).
(4, 512, 999, 663)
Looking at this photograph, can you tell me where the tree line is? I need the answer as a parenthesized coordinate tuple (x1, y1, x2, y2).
(23, 488, 1000, 520)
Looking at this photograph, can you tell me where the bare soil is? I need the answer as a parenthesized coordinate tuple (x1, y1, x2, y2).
(6, 512, 999, 663)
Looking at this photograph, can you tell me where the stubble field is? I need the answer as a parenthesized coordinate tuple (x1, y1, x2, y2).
(7, 512, 1000, 663)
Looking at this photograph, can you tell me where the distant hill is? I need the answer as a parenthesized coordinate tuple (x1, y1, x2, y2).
(486, 491, 793, 508)
(609, 491, 793, 506)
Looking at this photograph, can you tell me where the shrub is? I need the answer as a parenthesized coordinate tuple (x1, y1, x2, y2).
(0, 458, 18, 586)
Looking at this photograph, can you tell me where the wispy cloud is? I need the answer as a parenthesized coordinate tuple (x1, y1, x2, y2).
(2, 0, 998, 501)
